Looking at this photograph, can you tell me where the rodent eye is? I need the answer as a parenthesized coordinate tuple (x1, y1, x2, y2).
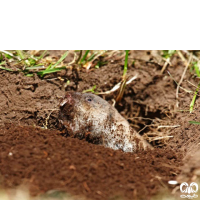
(86, 98, 92, 102)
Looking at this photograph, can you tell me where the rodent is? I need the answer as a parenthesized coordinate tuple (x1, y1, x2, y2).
(58, 91, 152, 152)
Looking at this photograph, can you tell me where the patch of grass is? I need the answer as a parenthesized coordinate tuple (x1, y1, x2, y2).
(37, 51, 69, 77)
(0, 50, 68, 77)
(79, 50, 107, 70)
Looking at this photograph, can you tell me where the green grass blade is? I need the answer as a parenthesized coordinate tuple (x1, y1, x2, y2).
(0, 66, 13, 71)
(193, 62, 200, 77)
(38, 50, 47, 60)
(189, 81, 200, 113)
(189, 121, 200, 125)
(25, 65, 45, 70)
(87, 52, 97, 61)
(0, 53, 3, 61)
(123, 50, 129, 77)
(16, 50, 24, 60)
(80, 50, 90, 64)
(37, 67, 66, 76)
(0, 61, 6, 65)
(25, 74, 34, 77)
(51, 51, 69, 69)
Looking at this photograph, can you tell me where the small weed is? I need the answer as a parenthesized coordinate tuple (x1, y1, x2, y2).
(83, 85, 97, 94)
(162, 50, 176, 59)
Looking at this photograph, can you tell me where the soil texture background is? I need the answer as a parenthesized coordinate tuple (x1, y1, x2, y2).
(0, 50, 200, 200)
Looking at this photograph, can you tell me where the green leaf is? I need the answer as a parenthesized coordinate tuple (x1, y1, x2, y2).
(37, 50, 47, 60)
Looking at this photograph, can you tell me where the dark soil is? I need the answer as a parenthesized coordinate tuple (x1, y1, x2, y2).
(0, 50, 200, 199)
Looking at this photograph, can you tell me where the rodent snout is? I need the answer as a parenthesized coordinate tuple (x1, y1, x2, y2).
(60, 92, 74, 107)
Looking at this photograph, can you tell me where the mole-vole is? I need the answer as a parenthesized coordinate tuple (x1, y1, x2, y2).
(59, 92, 151, 152)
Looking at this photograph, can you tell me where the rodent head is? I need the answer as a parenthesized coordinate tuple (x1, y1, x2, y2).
(59, 92, 114, 138)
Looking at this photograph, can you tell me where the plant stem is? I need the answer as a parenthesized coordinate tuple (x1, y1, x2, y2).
(123, 50, 129, 77)
(76, 50, 82, 64)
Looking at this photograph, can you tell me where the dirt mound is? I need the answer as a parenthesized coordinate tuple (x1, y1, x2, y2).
(0, 125, 182, 200)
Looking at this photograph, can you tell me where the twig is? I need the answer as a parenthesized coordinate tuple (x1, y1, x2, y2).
(161, 57, 171, 74)
(182, 50, 199, 61)
(98, 74, 138, 95)
(177, 50, 186, 63)
(187, 80, 199, 88)
(167, 71, 192, 93)
(151, 136, 173, 141)
(157, 125, 180, 129)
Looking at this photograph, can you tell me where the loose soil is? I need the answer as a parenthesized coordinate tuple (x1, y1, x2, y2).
(0, 50, 200, 200)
